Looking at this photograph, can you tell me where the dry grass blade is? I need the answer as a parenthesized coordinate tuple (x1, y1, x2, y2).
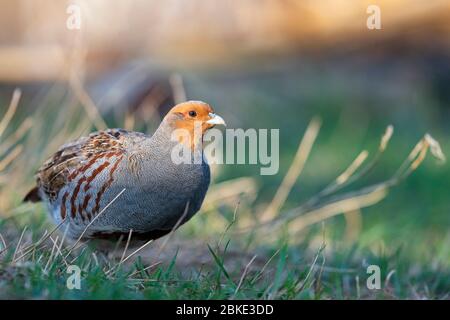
(115, 239, 154, 272)
(384, 269, 396, 288)
(261, 117, 321, 222)
(232, 254, 257, 298)
(0, 232, 6, 252)
(0, 88, 21, 139)
(311, 149, 369, 203)
(287, 186, 387, 234)
(13, 219, 65, 262)
(110, 234, 125, 259)
(314, 125, 393, 201)
(11, 226, 27, 262)
(0, 145, 23, 172)
(344, 209, 363, 242)
(410, 142, 428, 171)
(0, 117, 32, 153)
(128, 261, 162, 278)
(124, 111, 135, 131)
(69, 245, 89, 265)
(217, 200, 239, 250)
(119, 229, 133, 266)
(44, 235, 59, 272)
(394, 133, 446, 181)
(380, 125, 394, 152)
(336, 150, 369, 185)
(49, 235, 69, 267)
(296, 242, 326, 293)
(424, 134, 446, 162)
(70, 72, 107, 131)
(91, 252, 100, 267)
(170, 73, 187, 104)
(104, 229, 151, 277)
(250, 248, 281, 285)
(203, 176, 257, 210)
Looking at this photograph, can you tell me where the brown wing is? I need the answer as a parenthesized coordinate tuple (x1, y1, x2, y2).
(24, 129, 130, 203)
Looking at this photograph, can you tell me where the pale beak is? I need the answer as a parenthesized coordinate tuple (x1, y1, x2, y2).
(206, 113, 226, 126)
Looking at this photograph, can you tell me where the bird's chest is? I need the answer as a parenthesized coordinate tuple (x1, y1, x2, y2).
(135, 156, 210, 207)
(150, 161, 208, 196)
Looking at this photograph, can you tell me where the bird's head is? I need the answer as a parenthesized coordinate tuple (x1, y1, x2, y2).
(163, 101, 226, 148)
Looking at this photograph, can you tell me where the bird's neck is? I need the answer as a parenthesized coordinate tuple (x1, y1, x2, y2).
(145, 121, 205, 162)
(152, 120, 205, 152)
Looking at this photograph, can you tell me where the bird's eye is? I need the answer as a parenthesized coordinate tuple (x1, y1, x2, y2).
(188, 110, 197, 117)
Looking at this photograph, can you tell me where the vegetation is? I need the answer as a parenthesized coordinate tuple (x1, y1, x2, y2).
(0, 67, 449, 300)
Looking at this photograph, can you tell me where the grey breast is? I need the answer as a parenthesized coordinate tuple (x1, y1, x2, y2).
(94, 136, 211, 233)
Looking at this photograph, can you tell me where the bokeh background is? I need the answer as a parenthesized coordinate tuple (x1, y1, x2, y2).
(0, 0, 449, 299)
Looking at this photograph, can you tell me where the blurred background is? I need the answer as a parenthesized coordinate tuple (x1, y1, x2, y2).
(0, 0, 449, 298)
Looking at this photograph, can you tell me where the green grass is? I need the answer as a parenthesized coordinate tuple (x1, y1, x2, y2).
(0, 213, 448, 299)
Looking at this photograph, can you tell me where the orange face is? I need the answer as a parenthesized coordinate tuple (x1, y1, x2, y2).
(165, 101, 226, 148)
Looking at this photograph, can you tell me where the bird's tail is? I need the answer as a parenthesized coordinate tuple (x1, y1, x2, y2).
(23, 187, 41, 203)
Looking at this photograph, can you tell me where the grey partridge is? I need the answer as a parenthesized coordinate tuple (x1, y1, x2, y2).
(24, 101, 226, 241)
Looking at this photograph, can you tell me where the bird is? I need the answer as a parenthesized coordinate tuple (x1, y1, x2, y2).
(24, 101, 226, 242)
